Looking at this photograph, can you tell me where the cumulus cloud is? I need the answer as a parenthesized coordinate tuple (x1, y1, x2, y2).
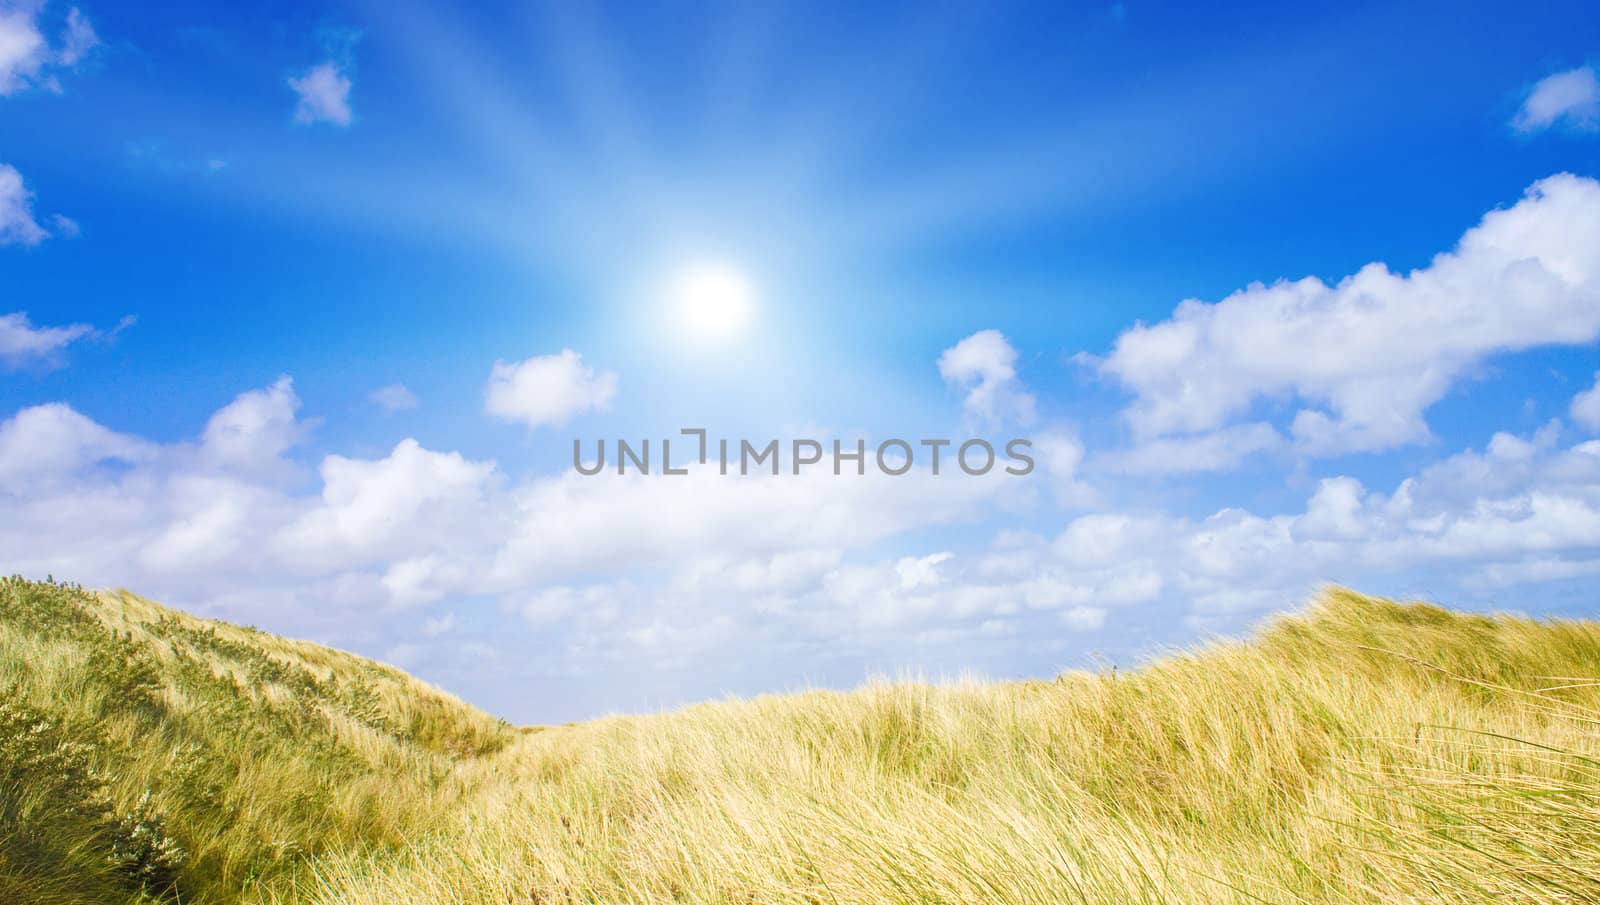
(1513, 65, 1600, 134)
(938, 329, 1036, 423)
(198, 376, 305, 475)
(1574, 371, 1600, 433)
(484, 456, 1021, 591)
(0, 2, 97, 96)
(275, 439, 499, 573)
(0, 403, 152, 493)
(0, 310, 94, 367)
(288, 61, 352, 126)
(369, 383, 419, 412)
(0, 376, 1038, 715)
(484, 349, 617, 429)
(1098, 173, 1600, 456)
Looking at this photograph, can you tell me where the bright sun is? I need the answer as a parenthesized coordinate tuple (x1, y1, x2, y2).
(669, 262, 756, 339)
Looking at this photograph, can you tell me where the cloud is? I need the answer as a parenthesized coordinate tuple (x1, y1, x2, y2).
(0, 311, 94, 368)
(420, 613, 455, 637)
(1108, 422, 1283, 475)
(198, 376, 306, 475)
(1098, 173, 1600, 456)
(1513, 65, 1600, 134)
(484, 457, 1020, 591)
(2, 373, 1600, 721)
(369, 383, 419, 412)
(275, 439, 499, 574)
(0, 2, 97, 95)
(0, 164, 51, 246)
(288, 61, 353, 126)
(484, 349, 618, 429)
(937, 329, 1036, 424)
(0, 377, 1023, 657)
(55, 6, 92, 65)
(1031, 431, 1096, 506)
(0, 403, 152, 493)
(1574, 371, 1600, 433)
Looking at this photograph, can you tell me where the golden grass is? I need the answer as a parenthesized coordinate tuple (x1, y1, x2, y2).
(6, 579, 1600, 904)
(278, 589, 1600, 905)
(0, 578, 513, 905)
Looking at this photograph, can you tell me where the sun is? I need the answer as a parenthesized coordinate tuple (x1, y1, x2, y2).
(669, 261, 757, 339)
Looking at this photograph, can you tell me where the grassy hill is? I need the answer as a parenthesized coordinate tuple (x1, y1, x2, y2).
(0, 577, 514, 905)
(4, 578, 1600, 904)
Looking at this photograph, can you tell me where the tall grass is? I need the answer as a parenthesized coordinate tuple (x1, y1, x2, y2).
(283, 590, 1600, 905)
(0, 578, 514, 904)
(5, 579, 1599, 903)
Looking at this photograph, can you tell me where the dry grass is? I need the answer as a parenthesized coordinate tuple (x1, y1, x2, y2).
(0, 578, 513, 905)
(278, 589, 1600, 905)
(6, 579, 1600, 904)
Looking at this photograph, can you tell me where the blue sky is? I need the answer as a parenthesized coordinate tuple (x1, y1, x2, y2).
(3, 0, 1600, 722)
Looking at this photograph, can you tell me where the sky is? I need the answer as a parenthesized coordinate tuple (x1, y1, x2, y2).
(3, 0, 1600, 723)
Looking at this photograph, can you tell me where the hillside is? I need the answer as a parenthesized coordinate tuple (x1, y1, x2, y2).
(4, 579, 1600, 904)
(0, 577, 514, 905)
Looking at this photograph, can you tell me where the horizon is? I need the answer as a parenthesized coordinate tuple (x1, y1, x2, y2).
(4, 0, 1600, 724)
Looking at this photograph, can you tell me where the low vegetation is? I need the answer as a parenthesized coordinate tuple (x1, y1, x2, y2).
(3, 577, 1598, 903)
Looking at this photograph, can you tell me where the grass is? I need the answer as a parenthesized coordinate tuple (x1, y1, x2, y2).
(4, 578, 1600, 903)
(0, 577, 513, 905)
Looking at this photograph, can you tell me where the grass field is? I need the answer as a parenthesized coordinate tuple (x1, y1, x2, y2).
(3, 577, 1598, 904)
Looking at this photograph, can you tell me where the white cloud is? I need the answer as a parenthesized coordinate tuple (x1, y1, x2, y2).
(1, 370, 1599, 721)
(1107, 422, 1282, 475)
(0, 164, 51, 246)
(0, 2, 97, 96)
(369, 383, 419, 412)
(1031, 431, 1096, 506)
(275, 439, 498, 572)
(1061, 605, 1107, 631)
(485, 457, 1021, 592)
(198, 376, 305, 475)
(1513, 65, 1600, 134)
(0, 403, 151, 493)
(56, 6, 92, 65)
(1573, 371, 1600, 433)
(896, 552, 954, 590)
(288, 61, 353, 126)
(48, 212, 77, 237)
(938, 329, 1036, 424)
(420, 613, 455, 636)
(0, 310, 94, 367)
(484, 349, 617, 429)
(1098, 173, 1600, 456)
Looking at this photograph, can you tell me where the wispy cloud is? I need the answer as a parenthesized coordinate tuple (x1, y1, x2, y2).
(0, 2, 98, 96)
(289, 28, 360, 127)
(370, 383, 419, 412)
(1513, 65, 1600, 134)
(0, 311, 94, 368)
